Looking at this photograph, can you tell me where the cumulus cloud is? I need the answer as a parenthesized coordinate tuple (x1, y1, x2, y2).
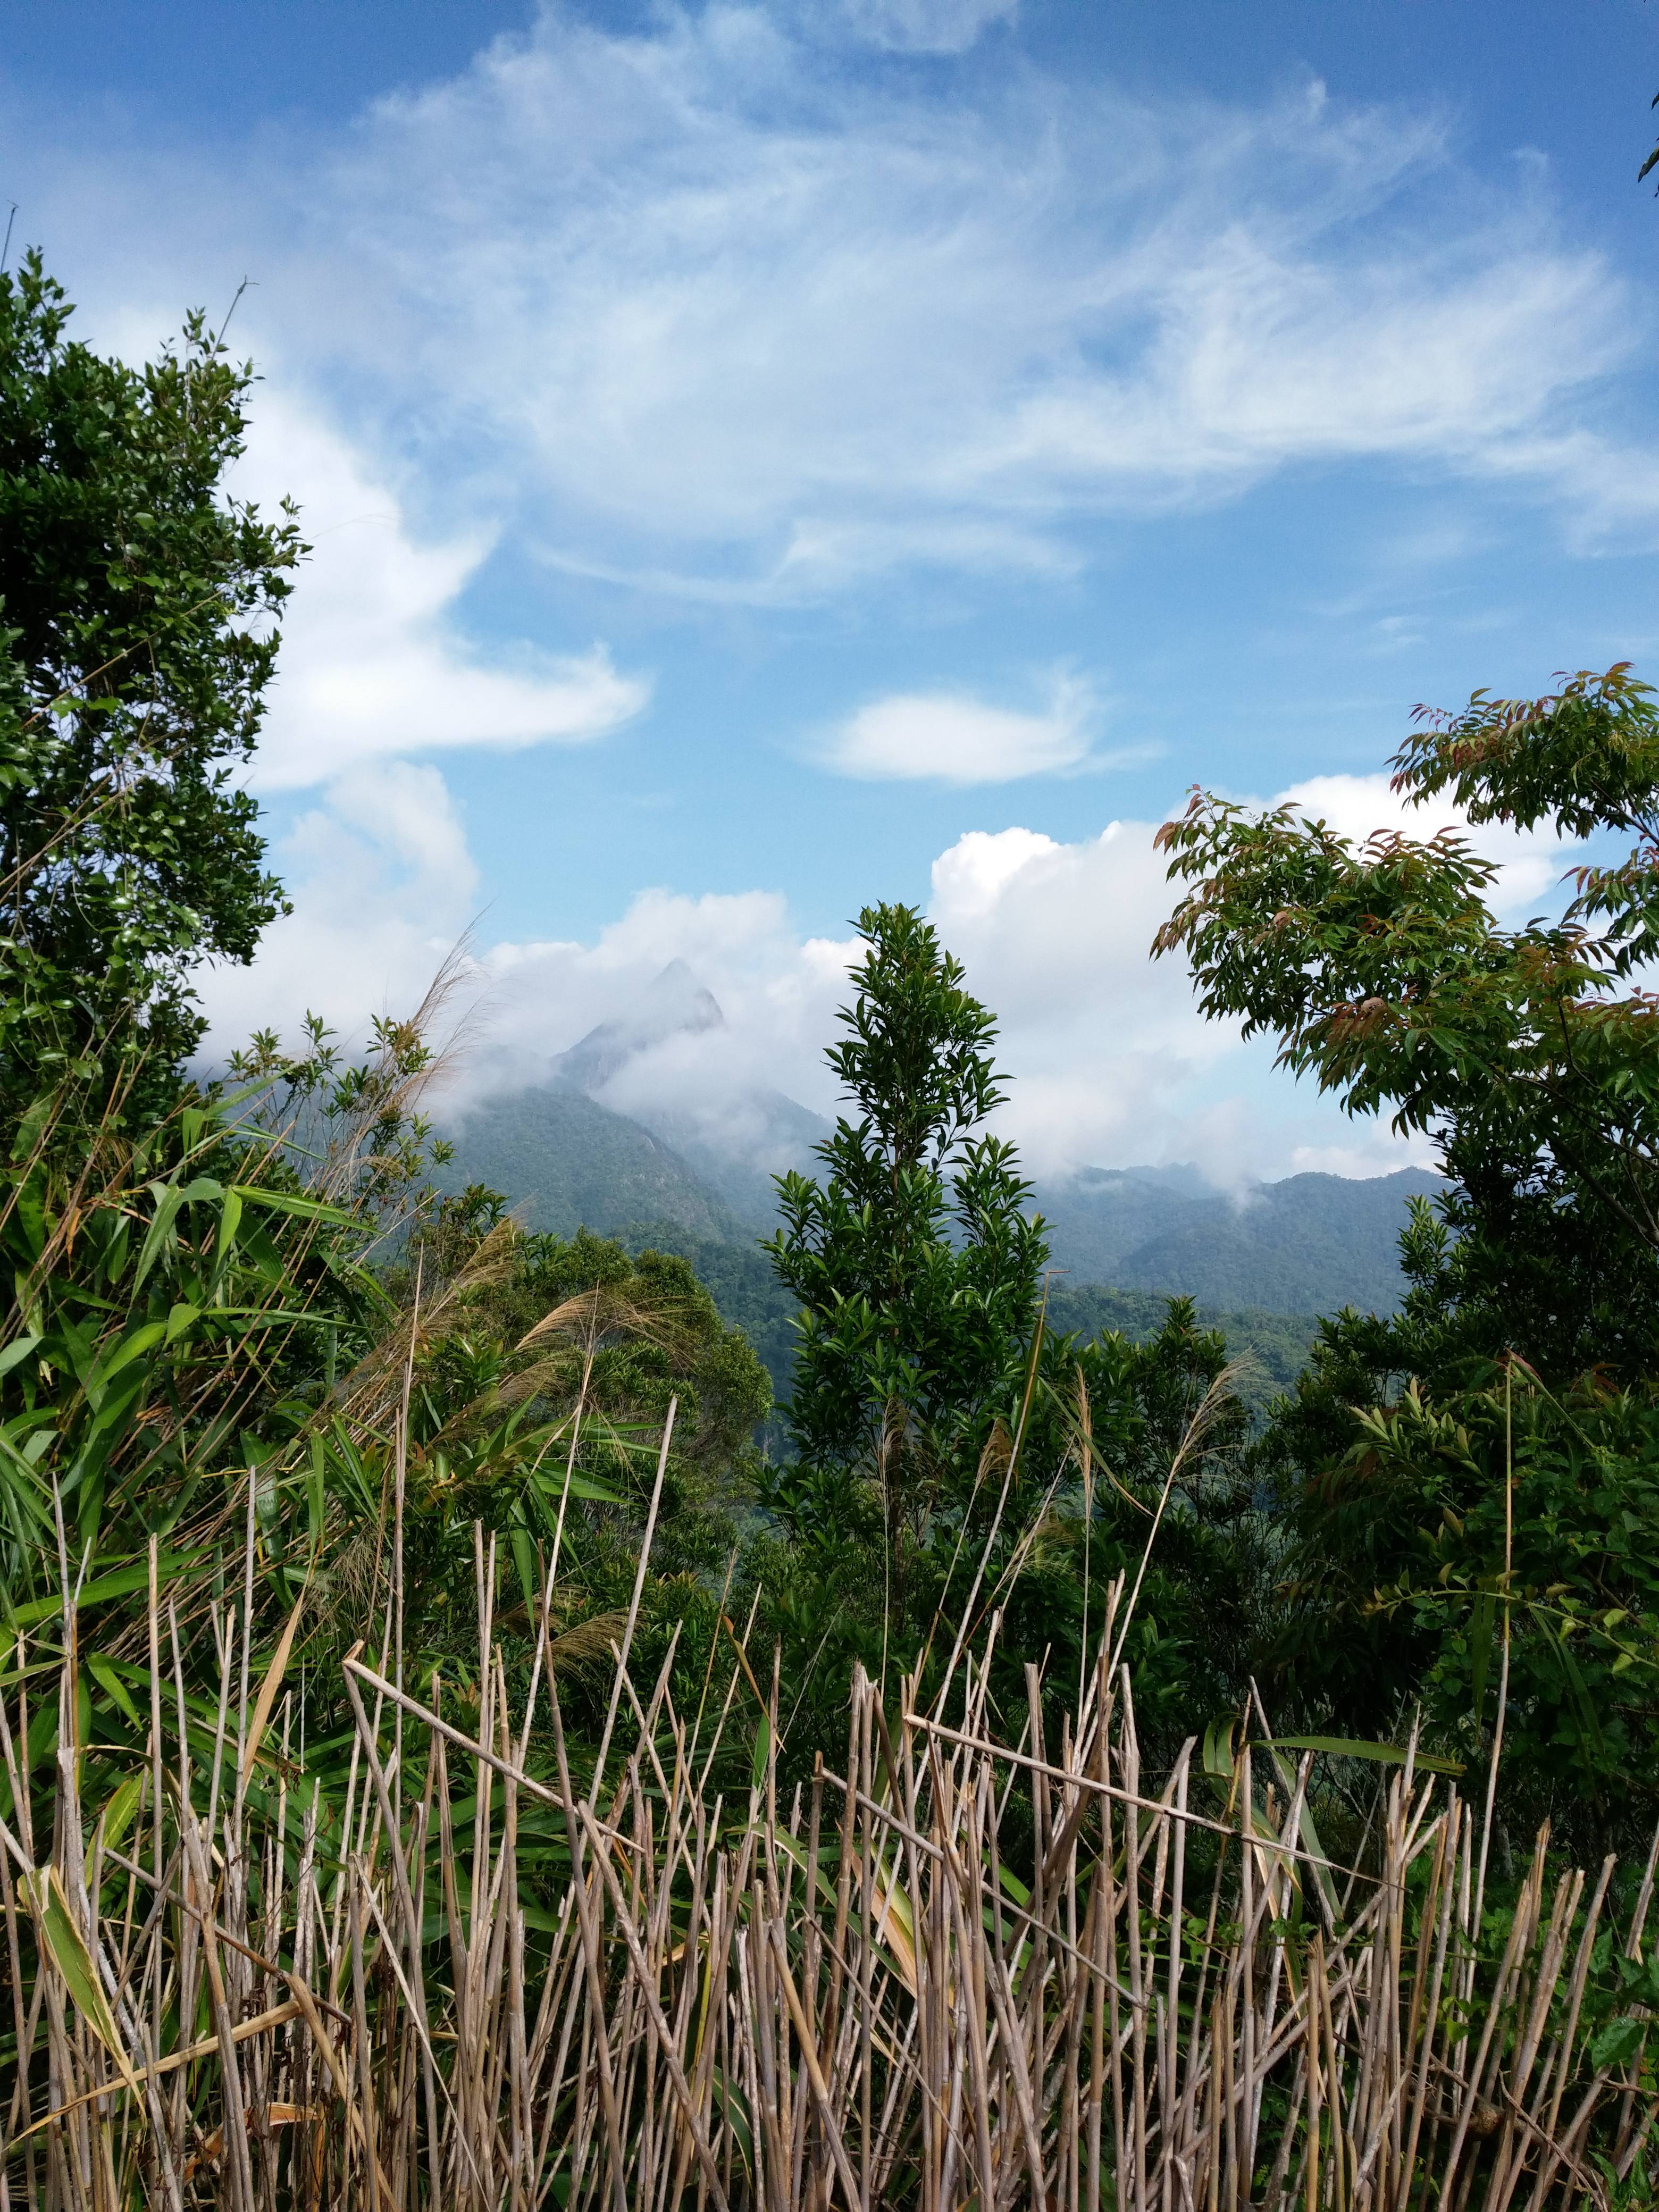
(1273, 770, 1574, 912)
(195, 760, 482, 1052)
(204, 757, 1569, 1180)
(229, 392, 648, 790)
(818, 671, 1099, 782)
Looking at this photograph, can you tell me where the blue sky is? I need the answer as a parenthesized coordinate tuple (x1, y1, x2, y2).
(6, 0, 1658, 1183)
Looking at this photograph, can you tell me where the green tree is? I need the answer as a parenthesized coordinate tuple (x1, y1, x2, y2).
(768, 904, 1049, 1527)
(1154, 664, 1659, 1386)
(0, 250, 303, 1133)
(1154, 664, 1659, 1839)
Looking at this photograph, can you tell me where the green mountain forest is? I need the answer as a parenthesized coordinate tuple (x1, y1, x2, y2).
(436, 1065, 1437, 1405)
(2, 244, 1658, 2203)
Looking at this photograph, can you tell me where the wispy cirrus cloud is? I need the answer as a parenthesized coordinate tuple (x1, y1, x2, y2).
(20, 4, 1654, 616)
(280, 5, 1649, 592)
(831, 0, 1019, 53)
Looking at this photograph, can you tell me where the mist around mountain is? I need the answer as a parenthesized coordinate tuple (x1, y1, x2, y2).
(1042, 1163, 1443, 1317)
(437, 961, 1440, 1401)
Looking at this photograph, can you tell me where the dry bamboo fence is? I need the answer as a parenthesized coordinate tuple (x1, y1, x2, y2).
(2, 1553, 1655, 2210)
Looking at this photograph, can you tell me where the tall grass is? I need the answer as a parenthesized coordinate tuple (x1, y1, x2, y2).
(4, 995, 1655, 2205)
(4, 1488, 1654, 2210)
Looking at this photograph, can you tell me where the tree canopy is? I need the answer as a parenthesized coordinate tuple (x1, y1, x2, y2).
(1156, 665, 1659, 1841)
(0, 251, 303, 1130)
(1154, 663, 1659, 1386)
(768, 901, 1049, 1492)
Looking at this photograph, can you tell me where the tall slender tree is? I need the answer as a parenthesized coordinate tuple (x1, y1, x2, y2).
(768, 902, 1049, 1577)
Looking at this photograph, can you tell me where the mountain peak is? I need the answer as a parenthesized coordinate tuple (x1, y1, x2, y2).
(552, 962, 725, 1094)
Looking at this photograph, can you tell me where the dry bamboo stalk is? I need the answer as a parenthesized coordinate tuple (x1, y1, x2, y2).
(5, 1580, 1655, 2210)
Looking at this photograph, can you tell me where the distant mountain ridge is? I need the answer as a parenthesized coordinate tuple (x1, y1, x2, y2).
(439, 1078, 1438, 1321)
(1039, 1163, 1442, 1317)
(441, 1085, 746, 1244)
(438, 961, 1441, 1322)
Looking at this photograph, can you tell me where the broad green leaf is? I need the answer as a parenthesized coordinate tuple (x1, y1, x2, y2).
(535, 1469, 619, 1505)
(1203, 1713, 1239, 1781)
(26, 1866, 138, 2091)
(86, 1322, 166, 1400)
(1591, 2016, 1647, 2071)
(5, 1552, 202, 1631)
(163, 1302, 199, 1345)
(0, 1335, 41, 1380)
(133, 1177, 220, 1290)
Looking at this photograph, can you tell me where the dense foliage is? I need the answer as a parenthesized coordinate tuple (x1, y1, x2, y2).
(753, 904, 1262, 1774)
(1158, 664, 1659, 1845)
(6, 248, 1659, 1962)
(769, 902, 1050, 1488)
(0, 253, 302, 1136)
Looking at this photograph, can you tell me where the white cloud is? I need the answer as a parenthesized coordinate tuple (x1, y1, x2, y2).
(195, 760, 483, 1052)
(931, 826, 1060, 915)
(926, 819, 1245, 1176)
(195, 751, 1587, 1185)
(21, 5, 1654, 605)
(207, 758, 1543, 1181)
(819, 672, 1097, 782)
(272, 10, 1647, 588)
(1275, 770, 1574, 911)
(229, 393, 648, 790)
(834, 0, 1018, 53)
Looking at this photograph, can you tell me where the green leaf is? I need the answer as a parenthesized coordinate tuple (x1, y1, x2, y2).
(5, 1552, 202, 1631)
(0, 1335, 42, 1380)
(1469, 1589, 1495, 1723)
(1203, 1713, 1239, 1781)
(535, 1469, 620, 1505)
(510, 1525, 538, 1613)
(213, 1184, 243, 1274)
(90, 1773, 145, 1877)
(26, 1866, 138, 2089)
(86, 1653, 143, 1734)
(1591, 2015, 1647, 2071)
(86, 1322, 166, 1398)
(230, 1184, 356, 1227)
(163, 1302, 199, 1346)
(133, 1177, 220, 1290)
(1265, 1735, 1465, 1777)
(751, 1711, 772, 1796)
(709, 2067, 755, 2176)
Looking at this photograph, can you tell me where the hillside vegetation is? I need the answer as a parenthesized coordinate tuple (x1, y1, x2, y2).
(1, 249, 1656, 2206)
(440, 1067, 1438, 1318)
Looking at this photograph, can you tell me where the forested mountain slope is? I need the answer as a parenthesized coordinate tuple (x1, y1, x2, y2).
(441, 1079, 1436, 1318)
